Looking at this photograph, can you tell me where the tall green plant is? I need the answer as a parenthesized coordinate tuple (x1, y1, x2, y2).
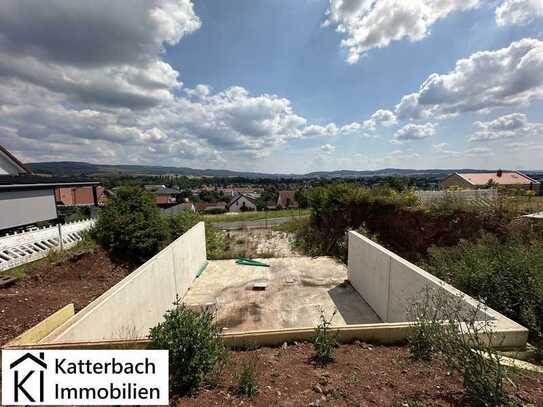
(313, 309, 338, 364)
(93, 186, 168, 261)
(409, 288, 515, 406)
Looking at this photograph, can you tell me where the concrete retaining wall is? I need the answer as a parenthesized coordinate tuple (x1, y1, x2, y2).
(349, 231, 490, 323)
(42, 222, 207, 343)
(347, 231, 528, 348)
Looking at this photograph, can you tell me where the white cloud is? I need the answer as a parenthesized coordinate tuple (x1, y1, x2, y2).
(496, 0, 543, 26)
(392, 38, 543, 120)
(0, 1, 364, 167)
(362, 109, 397, 130)
(470, 113, 543, 141)
(432, 143, 493, 158)
(504, 141, 543, 151)
(0, 0, 200, 109)
(392, 122, 436, 143)
(324, 0, 481, 63)
(320, 144, 336, 154)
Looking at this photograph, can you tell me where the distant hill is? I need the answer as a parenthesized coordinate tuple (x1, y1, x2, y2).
(25, 161, 543, 180)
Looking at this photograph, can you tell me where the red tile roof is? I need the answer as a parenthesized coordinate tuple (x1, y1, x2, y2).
(456, 171, 538, 186)
(277, 190, 299, 208)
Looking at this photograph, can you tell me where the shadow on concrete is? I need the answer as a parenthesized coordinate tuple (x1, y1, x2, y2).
(328, 283, 382, 324)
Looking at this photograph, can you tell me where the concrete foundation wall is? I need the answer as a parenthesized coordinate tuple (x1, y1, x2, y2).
(347, 231, 528, 348)
(349, 231, 488, 323)
(43, 222, 207, 343)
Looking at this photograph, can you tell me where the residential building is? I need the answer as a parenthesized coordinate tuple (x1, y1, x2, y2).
(227, 193, 257, 212)
(196, 201, 227, 213)
(0, 145, 99, 231)
(144, 185, 179, 206)
(440, 170, 540, 194)
(218, 187, 264, 198)
(277, 190, 299, 209)
(162, 201, 196, 216)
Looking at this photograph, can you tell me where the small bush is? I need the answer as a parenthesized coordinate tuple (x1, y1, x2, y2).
(409, 288, 515, 406)
(166, 210, 201, 238)
(236, 359, 259, 397)
(205, 207, 227, 214)
(408, 287, 450, 362)
(149, 301, 225, 395)
(93, 186, 167, 261)
(313, 310, 338, 364)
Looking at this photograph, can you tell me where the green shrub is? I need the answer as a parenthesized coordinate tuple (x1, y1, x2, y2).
(409, 289, 515, 406)
(408, 287, 450, 362)
(423, 233, 543, 346)
(205, 224, 226, 259)
(165, 210, 225, 259)
(205, 207, 227, 215)
(93, 186, 168, 261)
(313, 310, 338, 364)
(149, 301, 225, 395)
(292, 183, 430, 260)
(292, 182, 515, 262)
(236, 359, 259, 397)
(166, 210, 201, 238)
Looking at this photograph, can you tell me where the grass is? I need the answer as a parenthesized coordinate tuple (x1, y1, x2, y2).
(502, 195, 543, 213)
(272, 217, 309, 233)
(203, 208, 309, 223)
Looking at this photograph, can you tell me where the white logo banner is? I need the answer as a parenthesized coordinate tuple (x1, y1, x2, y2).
(2, 350, 169, 405)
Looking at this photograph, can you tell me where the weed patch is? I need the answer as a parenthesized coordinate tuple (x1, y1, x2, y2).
(313, 309, 338, 365)
(236, 358, 259, 397)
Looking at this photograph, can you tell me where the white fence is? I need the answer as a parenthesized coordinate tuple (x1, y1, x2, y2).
(415, 189, 497, 207)
(0, 219, 95, 272)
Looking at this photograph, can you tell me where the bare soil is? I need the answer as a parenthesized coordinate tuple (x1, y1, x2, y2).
(0, 248, 133, 345)
(222, 229, 297, 259)
(175, 343, 543, 407)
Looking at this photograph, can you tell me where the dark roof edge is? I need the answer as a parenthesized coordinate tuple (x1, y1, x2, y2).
(0, 145, 32, 174)
(0, 181, 100, 191)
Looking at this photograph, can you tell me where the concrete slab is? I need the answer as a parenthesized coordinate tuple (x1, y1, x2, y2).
(183, 257, 382, 332)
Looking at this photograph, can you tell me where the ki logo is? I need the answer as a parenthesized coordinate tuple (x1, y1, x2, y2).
(9, 352, 47, 403)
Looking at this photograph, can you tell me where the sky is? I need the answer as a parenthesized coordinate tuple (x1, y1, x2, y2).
(0, 0, 542, 174)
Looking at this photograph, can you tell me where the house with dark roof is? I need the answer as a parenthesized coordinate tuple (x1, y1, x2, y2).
(227, 193, 257, 212)
(162, 201, 196, 216)
(440, 170, 540, 194)
(0, 145, 99, 231)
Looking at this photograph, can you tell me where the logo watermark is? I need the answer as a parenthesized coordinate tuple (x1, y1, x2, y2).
(2, 350, 168, 405)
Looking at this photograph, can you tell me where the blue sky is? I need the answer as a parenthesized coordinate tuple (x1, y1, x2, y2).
(1, 0, 542, 173)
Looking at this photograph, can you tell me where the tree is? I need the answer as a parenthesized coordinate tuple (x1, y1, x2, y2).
(94, 186, 168, 261)
(294, 189, 309, 209)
